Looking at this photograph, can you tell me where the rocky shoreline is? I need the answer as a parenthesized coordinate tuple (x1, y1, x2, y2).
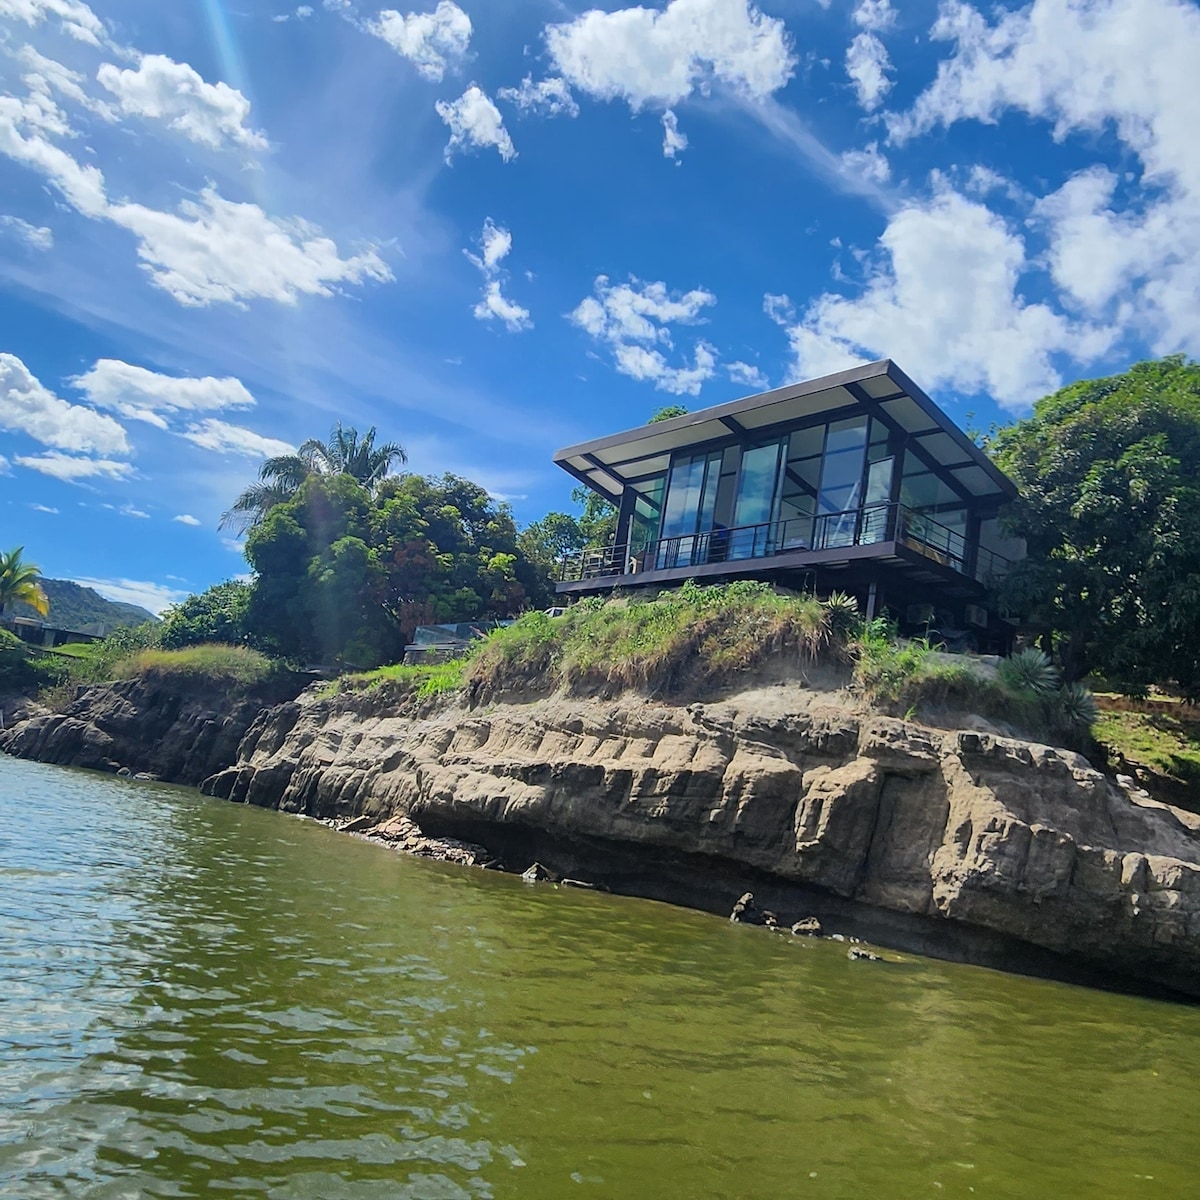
(5, 671, 1200, 999)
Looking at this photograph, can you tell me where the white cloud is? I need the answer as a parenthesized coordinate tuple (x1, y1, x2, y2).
(727, 360, 769, 390)
(853, 0, 896, 32)
(496, 75, 579, 118)
(0, 455, 10, 475)
(766, 187, 1107, 409)
(107, 186, 393, 307)
(173, 513, 202, 526)
(19, 47, 110, 118)
(465, 219, 531, 331)
(546, 0, 796, 109)
(0, 214, 53, 249)
(846, 31, 892, 111)
(29, 503, 59, 514)
(296, 4, 313, 15)
(570, 275, 719, 395)
(72, 576, 187, 616)
(0, 353, 130, 454)
(474, 281, 532, 331)
(368, 1, 471, 82)
(661, 109, 688, 159)
(466, 217, 512, 273)
(96, 54, 268, 151)
(119, 503, 149, 519)
(840, 141, 890, 184)
(180, 418, 294, 459)
(0, 76, 390, 309)
(14, 452, 134, 482)
(891, 0, 1200, 361)
(435, 85, 516, 162)
(0, 0, 105, 45)
(71, 359, 255, 429)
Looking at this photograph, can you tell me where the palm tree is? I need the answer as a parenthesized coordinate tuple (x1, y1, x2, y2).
(221, 423, 406, 531)
(0, 547, 49, 618)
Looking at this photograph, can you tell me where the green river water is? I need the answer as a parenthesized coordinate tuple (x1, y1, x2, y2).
(3, 754, 1200, 1199)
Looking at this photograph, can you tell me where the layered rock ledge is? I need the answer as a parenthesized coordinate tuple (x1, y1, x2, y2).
(192, 680, 1200, 998)
(5, 671, 1200, 997)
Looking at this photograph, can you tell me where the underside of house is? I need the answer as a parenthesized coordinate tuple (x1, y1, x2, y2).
(553, 359, 1025, 651)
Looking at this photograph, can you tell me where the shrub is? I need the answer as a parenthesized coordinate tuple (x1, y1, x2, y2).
(327, 657, 468, 699)
(997, 648, 1061, 696)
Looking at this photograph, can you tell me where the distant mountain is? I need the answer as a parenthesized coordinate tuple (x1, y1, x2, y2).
(10, 579, 159, 634)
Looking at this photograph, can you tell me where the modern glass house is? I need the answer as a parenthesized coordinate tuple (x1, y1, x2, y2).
(553, 360, 1024, 643)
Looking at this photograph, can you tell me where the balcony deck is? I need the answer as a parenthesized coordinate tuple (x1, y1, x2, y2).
(556, 502, 1011, 597)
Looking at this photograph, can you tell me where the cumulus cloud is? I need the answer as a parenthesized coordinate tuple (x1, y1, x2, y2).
(72, 576, 187, 615)
(853, 0, 896, 31)
(727, 360, 769, 390)
(846, 31, 892, 111)
(0, 69, 391, 309)
(496, 75, 579, 118)
(465, 218, 531, 331)
(436, 85, 516, 162)
(474, 281, 532, 332)
(173, 513, 202, 526)
(890, 0, 1200, 360)
(106, 186, 393, 307)
(368, 1, 471, 81)
(0, 214, 53, 249)
(15, 452, 134, 482)
(661, 109, 688, 159)
(765, 187, 1111, 409)
(840, 141, 890, 184)
(180, 419, 294, 458)
(0, 0, 105, 45)
(570, 275, 720, 395)
(0, 353, 130, 455)
(96, 54, 268, 151)
(546, 0, 796, 109)
(71, 359, 255, 429)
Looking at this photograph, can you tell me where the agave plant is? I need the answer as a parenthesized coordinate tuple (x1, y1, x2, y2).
(1055, 681, 1099, 728)
(823, 590, 860, 637)
(997, 647, 1061, 696)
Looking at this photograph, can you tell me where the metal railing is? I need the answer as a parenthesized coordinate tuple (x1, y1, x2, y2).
(558, 501, 1011, 587)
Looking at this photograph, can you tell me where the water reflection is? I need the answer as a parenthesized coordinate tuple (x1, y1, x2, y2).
(3, 754, 1200, 1199)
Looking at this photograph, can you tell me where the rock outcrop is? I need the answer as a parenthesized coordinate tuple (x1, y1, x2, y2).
(194, 681, 1200, 998)
(0, 671, 305, 785)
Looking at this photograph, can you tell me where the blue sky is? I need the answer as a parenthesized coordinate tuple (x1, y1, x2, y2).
(1, 0, 1196, 613)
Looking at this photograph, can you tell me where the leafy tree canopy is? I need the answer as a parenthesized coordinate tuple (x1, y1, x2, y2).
(241, 471, 550, 667)
(991, 356, 1200, 695)
(160, 580, 253, 649)
(649, 404, 688, 423)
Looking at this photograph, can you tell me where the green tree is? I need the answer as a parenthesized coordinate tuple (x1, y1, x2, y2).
(222, 423, 407, 531)
(241, 471, 548, 667)
(0, 547, 48, 617)
(160, 580, 253, 649)
(649, 404, 688, 423)
(992, 356, 1200, 694)
(519, 512, 586, 572)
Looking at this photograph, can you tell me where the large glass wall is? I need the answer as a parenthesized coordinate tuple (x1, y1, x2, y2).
(637, 412, 976, 574)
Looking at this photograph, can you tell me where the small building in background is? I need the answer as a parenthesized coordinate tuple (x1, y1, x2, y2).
(553, 360, 1025, 649)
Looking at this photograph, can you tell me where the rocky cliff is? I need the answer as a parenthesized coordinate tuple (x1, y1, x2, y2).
(0, 671, 306, 785)
(194, 679, 1200, 999)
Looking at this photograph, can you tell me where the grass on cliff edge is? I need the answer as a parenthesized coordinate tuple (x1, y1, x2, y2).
(326, 658, 468, 699)
(470, 580, 840, 697)
(1094, 704, 1200, 788)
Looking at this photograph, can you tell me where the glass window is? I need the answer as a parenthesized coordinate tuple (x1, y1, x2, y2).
(817, 417, 867, 546)
(630, 475, 665, 553)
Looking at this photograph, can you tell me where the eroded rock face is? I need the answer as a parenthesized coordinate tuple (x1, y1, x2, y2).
(0, 673, 304, 785)
(199, 683, 1200, 997)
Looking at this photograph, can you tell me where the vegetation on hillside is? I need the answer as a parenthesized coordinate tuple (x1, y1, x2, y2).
(991, 356, 1200, 696)
(8, 577, 156, 631)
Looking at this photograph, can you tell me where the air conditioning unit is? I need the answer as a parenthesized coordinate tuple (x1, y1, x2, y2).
(965, 604, 988, 628)
(906, 603, 934, 625)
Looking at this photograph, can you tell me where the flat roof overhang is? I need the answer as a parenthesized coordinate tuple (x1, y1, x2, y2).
(553, 359, 1017, 507)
